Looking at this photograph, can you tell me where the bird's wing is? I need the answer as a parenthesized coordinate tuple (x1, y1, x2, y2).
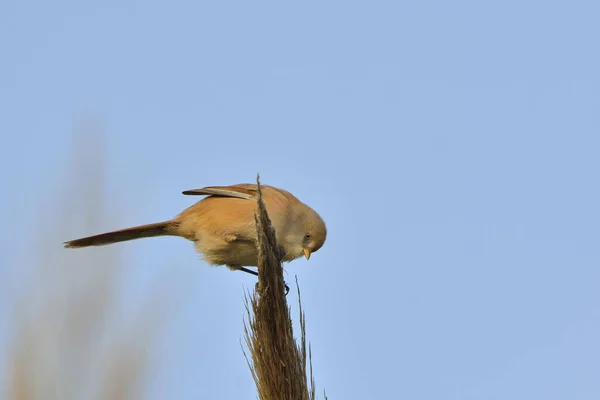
(181, 184, 258, 200)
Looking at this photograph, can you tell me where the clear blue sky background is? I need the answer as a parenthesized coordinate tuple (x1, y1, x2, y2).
(1, 1, 599, 399)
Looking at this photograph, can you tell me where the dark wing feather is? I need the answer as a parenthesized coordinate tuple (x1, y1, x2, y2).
(181, 184, 258, 200)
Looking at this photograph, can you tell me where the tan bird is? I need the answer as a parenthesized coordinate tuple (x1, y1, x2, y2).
(63, 183, 327, 276)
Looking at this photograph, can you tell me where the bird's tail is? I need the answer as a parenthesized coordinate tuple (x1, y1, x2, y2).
(63, 220, 179, 248)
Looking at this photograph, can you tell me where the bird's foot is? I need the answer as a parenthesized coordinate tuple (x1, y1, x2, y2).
(239, 266, 258, 276)
(230, 265, 288, 296)
(228, 264, 258, 276)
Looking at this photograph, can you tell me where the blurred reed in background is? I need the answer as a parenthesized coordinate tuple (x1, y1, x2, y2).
(2, 121, 173, 400)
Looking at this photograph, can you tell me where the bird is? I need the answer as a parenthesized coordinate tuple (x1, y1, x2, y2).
(63, 183, 327, 276)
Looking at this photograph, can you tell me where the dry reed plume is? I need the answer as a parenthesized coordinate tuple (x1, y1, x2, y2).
(243, 176, 327, 400)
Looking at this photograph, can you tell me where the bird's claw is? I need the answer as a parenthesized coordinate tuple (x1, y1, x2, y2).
(254, 281, 290, 296)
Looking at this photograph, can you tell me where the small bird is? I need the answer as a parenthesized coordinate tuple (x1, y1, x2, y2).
(63, 183, 327, 276)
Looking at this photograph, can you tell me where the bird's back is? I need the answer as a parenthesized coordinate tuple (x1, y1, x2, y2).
(172, 184, 299, 266)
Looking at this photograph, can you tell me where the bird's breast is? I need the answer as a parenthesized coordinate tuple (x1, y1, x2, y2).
(195, 238, 260, 266)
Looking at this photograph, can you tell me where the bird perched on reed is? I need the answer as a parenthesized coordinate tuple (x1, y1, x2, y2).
(63, 183, 327, 276)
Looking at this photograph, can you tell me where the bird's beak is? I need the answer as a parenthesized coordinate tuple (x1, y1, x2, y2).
(303, 248, 311, 260)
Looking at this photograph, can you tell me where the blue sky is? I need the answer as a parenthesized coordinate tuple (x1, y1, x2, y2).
(1, 0, 599, 399)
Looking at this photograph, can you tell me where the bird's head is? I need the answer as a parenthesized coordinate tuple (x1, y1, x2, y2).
(284, 205, 327, 262)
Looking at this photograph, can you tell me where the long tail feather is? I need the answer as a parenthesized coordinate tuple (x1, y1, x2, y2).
(63, 221, 177, 248)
